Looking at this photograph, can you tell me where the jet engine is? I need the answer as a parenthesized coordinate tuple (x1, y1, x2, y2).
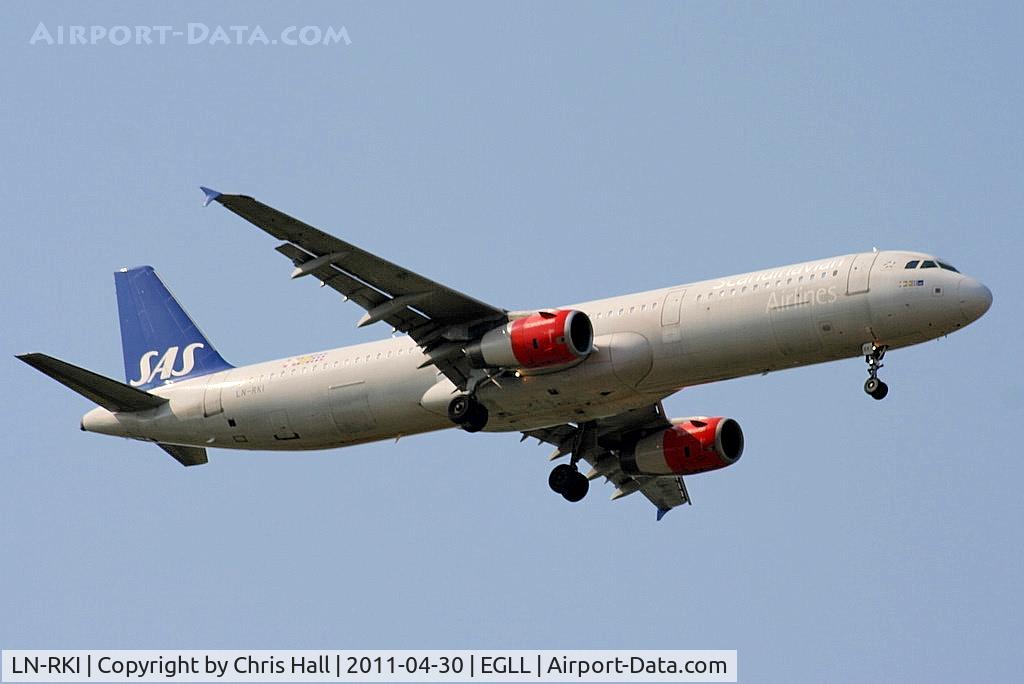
(467, 309, 593, 370)
(620, 417, 744, 476)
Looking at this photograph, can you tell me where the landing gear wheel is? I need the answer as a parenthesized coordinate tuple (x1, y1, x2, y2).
(447, 395, 489, 432)
(548, 463, 575, 494)
(461, 403, 488, 432)
(549, 465, 589, 502)
(864, 378, 889, 400)
(561, 471, 590, 503)
(447, 395, 472, 423)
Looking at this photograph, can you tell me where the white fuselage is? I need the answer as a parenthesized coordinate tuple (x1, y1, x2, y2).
(82, 250, 991, 450)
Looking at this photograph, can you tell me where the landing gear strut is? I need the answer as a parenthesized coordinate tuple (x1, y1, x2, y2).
(548, 463, 589, 502)
(862, 342, 889, 400)
(448, 394, 489, 432)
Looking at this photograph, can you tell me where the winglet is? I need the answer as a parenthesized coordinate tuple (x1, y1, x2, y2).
(656, 507, 670, 522)
(200, 186, 222, 207)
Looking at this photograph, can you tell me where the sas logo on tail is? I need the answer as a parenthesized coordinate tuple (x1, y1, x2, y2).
(130, 343, 204, 386)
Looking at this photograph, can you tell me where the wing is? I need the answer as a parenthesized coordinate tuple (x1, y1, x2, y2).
(201, 187, 507, 388)
(522, 403, 692, 520)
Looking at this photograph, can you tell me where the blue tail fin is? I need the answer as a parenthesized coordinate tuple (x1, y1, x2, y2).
(114, 266, 233, 389)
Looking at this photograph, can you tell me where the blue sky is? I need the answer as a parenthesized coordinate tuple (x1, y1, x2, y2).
(2, 2, 1021, 681)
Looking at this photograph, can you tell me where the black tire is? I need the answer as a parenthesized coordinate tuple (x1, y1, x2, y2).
(864, 377, 881, 396)
(548, 464, 575, 494)
(561, 471, 590, 503)
(462, 402, 489, 433)
(870, 381, 889, 400)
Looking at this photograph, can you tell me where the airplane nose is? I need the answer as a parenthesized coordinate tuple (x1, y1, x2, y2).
(957, 278, 993, 323)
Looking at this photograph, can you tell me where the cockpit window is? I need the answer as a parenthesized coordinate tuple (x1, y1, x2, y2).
(938, 261, 959, 273)
(904, 260, 920, 269)
(920, 260, 937, 269)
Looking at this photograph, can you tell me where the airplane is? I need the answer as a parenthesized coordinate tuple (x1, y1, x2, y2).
(17, 187, 993, 519)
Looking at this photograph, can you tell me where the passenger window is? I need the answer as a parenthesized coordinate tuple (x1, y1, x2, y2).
(905, 260, 919, 269)
(921, 260, 937, 269)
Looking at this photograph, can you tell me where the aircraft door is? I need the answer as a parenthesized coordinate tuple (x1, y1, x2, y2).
(660, 289, 686, 345)
(202, 370, 229, 417)
(846, 252, 879, 295)
(661, 289, 686, 326)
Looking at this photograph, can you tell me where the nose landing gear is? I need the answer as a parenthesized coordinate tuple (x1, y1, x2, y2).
(862, 342, 889, 400)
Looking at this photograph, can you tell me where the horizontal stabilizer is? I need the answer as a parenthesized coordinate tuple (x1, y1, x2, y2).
(16, 353, 168, 413)
(158, 443, 208, 467)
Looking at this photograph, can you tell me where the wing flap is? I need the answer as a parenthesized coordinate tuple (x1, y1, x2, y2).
(16, 353, 168, 413)
(274, 243, 430, 333)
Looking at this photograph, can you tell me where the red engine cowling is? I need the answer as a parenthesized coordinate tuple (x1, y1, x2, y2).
(621, 417, 744, 476)
(467, 309, 593, 370)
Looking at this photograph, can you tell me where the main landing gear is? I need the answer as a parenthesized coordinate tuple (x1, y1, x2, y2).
(548, 463, 590, 503)
(862, 342, 889, 400)
(448, 394, 489, 432)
